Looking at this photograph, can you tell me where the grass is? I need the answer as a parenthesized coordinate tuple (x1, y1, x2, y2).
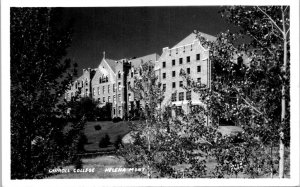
(53, 123, 289, 179)
(83, 121, 130, 152)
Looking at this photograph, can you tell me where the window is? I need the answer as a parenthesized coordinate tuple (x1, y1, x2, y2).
(179, 81, 183, 87)
(118, 82, 121, 91)
(197, 66, 201, 72)
(172, 59, 175, 66)
(187, 68, 190, 74)
(179, 58, 183, 64)
(106, 76, 108, 82)
(128, 82, 130, 88)
(171, 93, 177, 102)
(113, 84, 115, 92)
(119, 106, 122, 115)
(75, 82, 78, 89)
(163, 61, 166, 68)
(197, 78, 201, 86)
(163, 73, 166, 79)
(131, 71, 133, 78)
(113, 95, 116, 103)
(162, 84, 166, 91)
(108, 85, 110, 93)
(172, 71, 176, 77)
(196, 54, 200, 60)
(98, 87, 100, 95)
(172, 82, 176, 89)
(187, 56, 190, 63)
(179, 92, 184, 101)
(118, 71, 121, 79)
(103, 97, 105, 102)
(103, 86, 105, 94)
(108, 96, 111, 103)
(186, 91, 191, 100)
(113, 108, 116, 115)
(93, 88, 95, 96)
(118, 94, 121, 101)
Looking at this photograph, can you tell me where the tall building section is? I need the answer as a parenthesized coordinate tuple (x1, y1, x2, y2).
(156, 32, 216, 112)
(65, 32, 215, 119)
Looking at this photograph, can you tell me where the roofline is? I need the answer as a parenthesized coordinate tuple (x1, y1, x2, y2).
(102, 58, 116, 75)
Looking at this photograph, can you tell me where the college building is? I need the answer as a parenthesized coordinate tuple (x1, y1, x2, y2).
(65, 32, 216, 118)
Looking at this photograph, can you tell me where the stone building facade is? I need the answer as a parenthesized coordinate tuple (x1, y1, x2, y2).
(156, 32, 216, 113)
(65, 32, 215, 119)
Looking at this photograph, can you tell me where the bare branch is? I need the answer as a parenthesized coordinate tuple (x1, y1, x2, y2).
(256, 6, 284, 34)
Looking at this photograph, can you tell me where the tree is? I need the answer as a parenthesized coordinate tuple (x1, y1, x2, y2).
(194, 6, 290, 178)
(119, 61, 219, 178)
(10, 8, 79, 179)
(67, 96, 100, 121)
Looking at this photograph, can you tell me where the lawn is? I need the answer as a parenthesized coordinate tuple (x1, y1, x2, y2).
(83, 121, 131, 152)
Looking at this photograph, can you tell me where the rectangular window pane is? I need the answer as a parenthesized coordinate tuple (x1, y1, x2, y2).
(172, 71, 176, 77)
(172, 59, 175, 66)
(172, 82, 176, 88)
(196, 54, 200, 60)
(186, 91, 191, 100)
(180, 81, 183, 87)
(171, 93, 177, 102)
(163, 61, 166, 68)
(179, 92, 184, 101)
(179, 58, 183, 64)
(197, 66, 201, 72)
(187, 68, 190, 74)
(187, 56, 190, 63)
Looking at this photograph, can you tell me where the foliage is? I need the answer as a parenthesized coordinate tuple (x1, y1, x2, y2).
(10, 8, 82, 179)
(99, 133, 111, 148)
(67, 97, 100, 121)
(94, 124, 102, 131)
(119, 61, 219, 178)
(97, 102, 112, 121)
(114, 135, 124, 150)
(193, 5, 290, 177)
(112, 117, 123, 123)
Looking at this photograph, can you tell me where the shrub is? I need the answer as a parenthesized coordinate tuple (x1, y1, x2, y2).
(99, 134, 111, 148)
(114, 135, 124, 150)
(112, 117, 122, 123)
(94, 125, 101, 131)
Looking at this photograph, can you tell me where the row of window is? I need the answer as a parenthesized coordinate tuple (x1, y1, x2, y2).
(98, 94, 122, 103)
(162, 78, 201, 90)
(92, 82, 124, 96)
(162, 66, 201, 79)
(171, 91, 192, 102)
(162, 54, 200, 68)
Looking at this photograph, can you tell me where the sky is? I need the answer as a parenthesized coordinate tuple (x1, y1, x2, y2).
(61, 7, 235, 73)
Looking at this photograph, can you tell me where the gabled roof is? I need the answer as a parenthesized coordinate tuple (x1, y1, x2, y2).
(130, 53, 160, 68)
(104, 58, 118, 73)
(172, 32, 217, 49)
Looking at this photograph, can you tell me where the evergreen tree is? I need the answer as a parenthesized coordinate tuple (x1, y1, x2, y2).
(10, 8, 79, 179)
